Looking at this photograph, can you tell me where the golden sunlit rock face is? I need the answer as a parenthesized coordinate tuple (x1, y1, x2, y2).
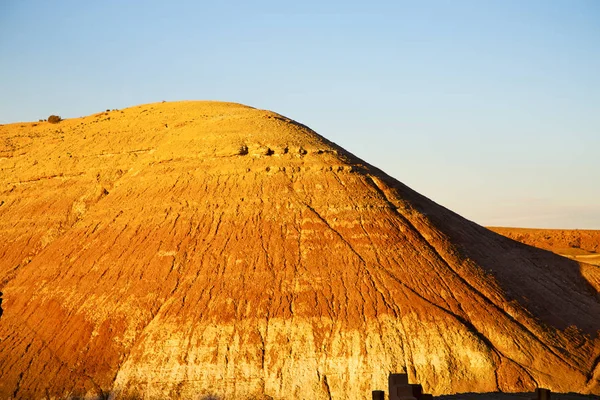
(0, 101, 598, 399)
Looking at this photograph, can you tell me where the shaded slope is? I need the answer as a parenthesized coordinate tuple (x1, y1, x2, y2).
(488, 228, 600, 255)
(0, 102, 598, 399)
(489, 227, 600, 267)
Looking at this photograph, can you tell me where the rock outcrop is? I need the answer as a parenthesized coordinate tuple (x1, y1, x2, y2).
(0, 101, 598, 399)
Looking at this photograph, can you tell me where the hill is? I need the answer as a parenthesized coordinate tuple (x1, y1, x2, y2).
(489, 227, 600, 267)
(0, 101, 598, 399)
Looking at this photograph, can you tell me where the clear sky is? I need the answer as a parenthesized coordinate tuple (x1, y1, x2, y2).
(1, 0, 599, 228)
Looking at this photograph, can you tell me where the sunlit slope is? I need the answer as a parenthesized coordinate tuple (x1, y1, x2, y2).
(0, 102, 598, 399)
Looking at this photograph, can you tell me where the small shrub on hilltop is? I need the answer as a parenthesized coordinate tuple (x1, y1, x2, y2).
(48, 115, 62, 124)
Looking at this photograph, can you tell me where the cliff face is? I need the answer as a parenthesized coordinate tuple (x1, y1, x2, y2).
(0, 101, 598, 399)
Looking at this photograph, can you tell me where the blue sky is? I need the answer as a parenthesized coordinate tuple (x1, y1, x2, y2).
(1, 0, 599, 228)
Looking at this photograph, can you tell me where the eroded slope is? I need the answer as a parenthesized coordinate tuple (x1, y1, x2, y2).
(0, 102, 598, 399)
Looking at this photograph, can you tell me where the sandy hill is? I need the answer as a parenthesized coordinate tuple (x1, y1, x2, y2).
(0, 101, 599, 399)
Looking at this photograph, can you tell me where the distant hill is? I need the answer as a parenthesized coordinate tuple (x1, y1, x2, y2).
(489, 227, 600, 266)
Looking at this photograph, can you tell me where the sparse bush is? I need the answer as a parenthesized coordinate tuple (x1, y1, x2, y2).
(48, 115, 62, 124)
(238, 145, 249, 155)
